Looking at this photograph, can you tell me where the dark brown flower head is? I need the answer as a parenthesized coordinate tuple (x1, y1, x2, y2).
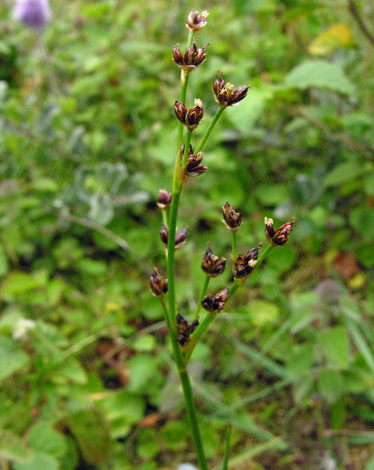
(265, 217, 296, 247)
(202, 288, 229, 313)
(160, 225, 169, 245)
(160, 225, 188, 250)
(174, 101, 187, 124)
(172, 42, 209, 73)
(213, 73, 250, 108)
(201, 247, 226, 277)
(177, 313, 199, 346)
(186, 10, 209, 31)
(186, 146, 207, 177)
(174, 99, 204, 131)
(222, 202, 242, 232)
(233, 248, 259, 279)
(157, 189, 172, 210)
(150, 268, 168, 299)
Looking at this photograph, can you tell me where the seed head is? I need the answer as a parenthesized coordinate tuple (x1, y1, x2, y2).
(174, 99, 204, 131)
(201, 247, 226, 277)
(160, 225, 188, 251)
(14, 0, 51, 29)
(213, 73, 250, 108)
(265, 217, 296, 247)
(222, 202, 242, 232)
(202, 288, 229, 313)
(233, 248, 259, 280)
(186, 146, 207, 177)
(186, 10, 209, 31)
(177, 313, 199, 346)
(150, 268, 168, 299)
(172, 42, 209, 73)
(157, 189, 172, 210)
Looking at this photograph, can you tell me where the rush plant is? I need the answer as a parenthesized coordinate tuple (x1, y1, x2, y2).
(150, 10, 295, 469)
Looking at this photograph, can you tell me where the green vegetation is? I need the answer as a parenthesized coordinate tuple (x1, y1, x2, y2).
(0, 0, 374, 469)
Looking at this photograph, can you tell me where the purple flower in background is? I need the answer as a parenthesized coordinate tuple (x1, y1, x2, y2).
(14, 0, 51, 29)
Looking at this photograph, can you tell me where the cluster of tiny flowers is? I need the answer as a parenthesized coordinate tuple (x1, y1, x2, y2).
(14, 0, 51, 29)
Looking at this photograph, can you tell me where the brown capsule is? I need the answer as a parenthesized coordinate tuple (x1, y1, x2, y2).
(173, 42, 208, 73)
(174, 101, 187, 125)
(213, 73, 250, 108)
(186, 10, 209, 31)
(233, 248, 259, 280)
(150, 268, 168, 299)
(160, 226, 188, 251)
(222, 202, 242, 232)
(202, 288, 229, 312)
(177, 313, 199, 346)
(201, 247, 226, 277)
(186, 147, 207, 177)
(157, 189, 172, 210)
(265, 217, 296, 247)
(186, 99, 204, 131)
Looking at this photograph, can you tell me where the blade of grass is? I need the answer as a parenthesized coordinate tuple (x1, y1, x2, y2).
(344, 316, 374, 375)
(222, 423, 231, 470)
(230, 338, 290, 379)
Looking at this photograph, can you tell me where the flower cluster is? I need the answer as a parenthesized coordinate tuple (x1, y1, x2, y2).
(202, 288, 229, 313)
(213, 73, 250, 108)
(174, 99, 204, 131)
(173, 42, 209, 73)
(265, 217, 295, 247)
(177, 314, 199, 346)
(201, 247, 226, 277)
(14, 0, 51, 29)
(160, 225, 188, 251)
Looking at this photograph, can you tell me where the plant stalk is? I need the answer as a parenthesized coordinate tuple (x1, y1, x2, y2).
(193, 275, 210, 321)
(196, 106, 225, 153)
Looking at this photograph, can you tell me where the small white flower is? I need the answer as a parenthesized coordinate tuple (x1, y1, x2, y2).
(13, 318, 36, 340)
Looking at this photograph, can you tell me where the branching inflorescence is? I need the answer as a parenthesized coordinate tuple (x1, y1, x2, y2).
(150, 10, 295, 469)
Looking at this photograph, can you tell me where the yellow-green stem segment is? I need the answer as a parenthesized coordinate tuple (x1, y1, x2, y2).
(193, 275, 210, 321)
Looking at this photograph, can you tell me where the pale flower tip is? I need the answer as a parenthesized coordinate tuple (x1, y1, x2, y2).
(194, 98, 203, 107)
(248, 259, 257, 268)
(264, 217, 273, 225)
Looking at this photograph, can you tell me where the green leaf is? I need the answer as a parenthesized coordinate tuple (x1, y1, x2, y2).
(0, 430, 32, 462)
(14, 452, 59, 470)
(127, 355, 160, 393)
(318, 326, 350, 369)
(28, 422, 67, 458)
(0, 244, 8, 276)
(287, 344, 315, 377)
(285, 60, 355, 95)
(67, 409, 111, 465)
(0, 336, 29, 383)
(323, 161, 367, 187)
(318, 369, 344, 403)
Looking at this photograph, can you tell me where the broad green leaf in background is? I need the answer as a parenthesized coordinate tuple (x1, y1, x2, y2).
(285, 60, 355, 95)
(0, 336, 28, 383)
(67, 409, 111, 465)
(28, 422, 67, 458)
(319, 369, 344, 403)
(0, 430, 32, 462)
(14, 453, 59, 470)
(318, 326, 350, 369)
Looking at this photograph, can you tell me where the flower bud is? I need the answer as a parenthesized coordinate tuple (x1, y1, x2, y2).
(213, 73, 250, 108)
(186, 10, 209, 31)
(233, 248, 259, 280)
(150, 268, 168, 299)
(222, 202, 241, 232)
(157, 189, 172, 210)
(14, 0, 51, 29)
(186, 146, 207, 177)
(201, 247, 226, 277)
(202, 288, 229, 312)
(173, 42, 209, 73)
(265, 217, 295, 247)
(160, 225, 188, 250)
(174, 99, 204, 131)
(177, 313, 199, 346)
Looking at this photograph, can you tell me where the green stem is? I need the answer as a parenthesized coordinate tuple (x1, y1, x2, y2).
(231, 231, 238, 270)
(223, 422, 232, 470)
(196, 106, 225, 153)
(193, 275, 210, 321)
(167, 190, 181, 325)
(161, 209, 168, 229)
(182, 129, 193, 167)
(165, 188, 209, 470)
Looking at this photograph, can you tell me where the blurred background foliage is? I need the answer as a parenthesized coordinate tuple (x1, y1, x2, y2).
(0, 0, 374, 469)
